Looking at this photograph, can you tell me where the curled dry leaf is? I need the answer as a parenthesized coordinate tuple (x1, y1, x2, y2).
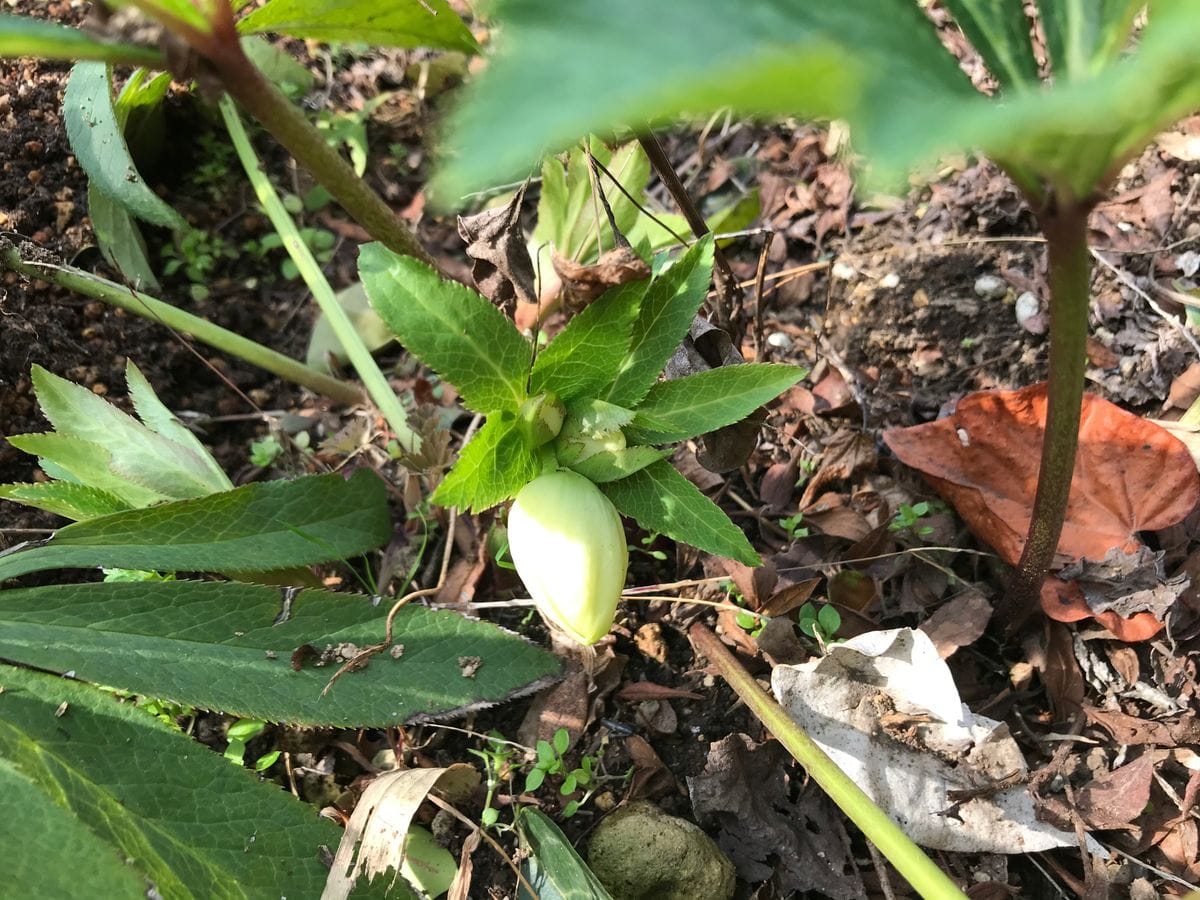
(457, 184, 537, 314)
(884, 383, 1200, 640)
(553, 245, 650, 308)
(322, 763, 480, 900)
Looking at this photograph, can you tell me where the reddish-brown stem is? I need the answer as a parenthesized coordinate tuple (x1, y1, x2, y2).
(1000, 201, 1093, 629)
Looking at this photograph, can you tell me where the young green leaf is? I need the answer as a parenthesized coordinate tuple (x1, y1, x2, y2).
(0, 482, 130, 521)
(6, 433, 168, 509)
(0, 469, 390, 581)
(0, 580, 560, 726)
(88, 184, 159, 289)
(940, 0, 1038, 90)
(238, 0, 479, 54)
(359, 244, 532, 414)
(0, 667, 385, 898)
(519, 808, 615, 900)
(0, 14, 165, 66)
(431, 412, 539, 512)
(64, 62, 186, 230)
(531, 279, 647, 401)
(601, 460, 759, 565)
(567, 446, 672, 483)
(605, 236, 714, 408)
(626, 363, 805, 444)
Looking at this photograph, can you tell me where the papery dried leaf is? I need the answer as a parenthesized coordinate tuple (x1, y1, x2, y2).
(553, 245, 649, 308)
(457, 185, 537, 314)
(919, 591, 992, 658)
(884, 383, 1200, 638)
(1075, 754, 1155, 832)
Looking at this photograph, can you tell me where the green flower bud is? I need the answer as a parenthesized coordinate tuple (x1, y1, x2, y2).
(518, 392, 566, 448)
(508, 470, 628, 645)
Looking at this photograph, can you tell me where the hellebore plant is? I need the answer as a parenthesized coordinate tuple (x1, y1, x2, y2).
(359, 235, 805, 643)
(435, 0, 1200, 629)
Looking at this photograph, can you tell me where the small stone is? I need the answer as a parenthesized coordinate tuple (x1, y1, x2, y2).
(1177, 250, 1200, 278)
(587, 802, 735, 900)
(880, 272, 900, 289)
(765, 331, 793, 350)
(1014, 291, 1046, 334)
(973, 274, 1007, 300)
(831, 261, 856, 280)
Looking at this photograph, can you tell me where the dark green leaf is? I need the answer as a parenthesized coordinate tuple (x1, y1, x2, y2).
(0, 580, 559, 726)
(0, 14, 165, 66)
(531, 280, 647, 401)
(64, 62, 186, 230)
(627, 363, 805, 444)
(941, 0, 1038, 89)
(567, 446, 672, 483)
(602, 460, 759, 565)
(238, 0, 479, 53)
(359, 244, 532, 413)
(1040, 0, 1141, 80)
(434, 0, 971, 198)
(431, 413, 539, 512)
(89, 184, 159, 289)
(605, 237, 714, 408)
(0, 470, 391, 581)
(519, 808, 614, 900)
(0, 667, 390, 898)
(0, 758, 144, 899)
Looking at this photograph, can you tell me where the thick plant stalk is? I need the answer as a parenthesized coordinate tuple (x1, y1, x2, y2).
(0, 241, 362, 405)
(220, 97, 421, 453)
(688, 623, 966, 899)
(1001, 205, 1092, 627)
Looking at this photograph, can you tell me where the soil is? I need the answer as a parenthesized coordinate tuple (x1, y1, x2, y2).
(4, 3, 1200, 899)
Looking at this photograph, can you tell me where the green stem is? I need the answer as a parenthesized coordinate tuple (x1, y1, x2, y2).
(688, 624, 965, 899)
(1001, 204, 1092, 628)
(206, 36, 438, 269)
(0, 240, 362, 405)
(220, 96, 420, 453)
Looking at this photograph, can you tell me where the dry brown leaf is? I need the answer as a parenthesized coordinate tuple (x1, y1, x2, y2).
(800, 429, 876, 508)
(553, 245, 650, 307)
(760, 456, 799, 509)
(884, 383, 1200, 640)
(516, 669, 590, 752)
(616, 682, 704, 702)
(446, 829, 481, 900)
(322, 764, 480, 900)
(457, 185, 537, 313)
(919, 591, 993, 658)
(1167, 362, 1200, 411)
(1075, 753, 1155, 831)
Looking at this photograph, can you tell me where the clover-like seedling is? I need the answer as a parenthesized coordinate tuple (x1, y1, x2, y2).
(360, 234, 805, 644)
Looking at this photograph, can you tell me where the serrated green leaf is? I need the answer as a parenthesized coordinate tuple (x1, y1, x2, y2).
(0, 667, 392, 898)
(627, 363, 805, 444)
(0, 580, 559, 726)
(601, 460, 758, 565)
(124, 361, 234, 492)
(0, 482, 130, 521)
(238, 0, 478, 53)
(605, 237, 714, 408)
(431, 413, 538, 512)
(0, 470, 390, 582)
(566, 399, 636, 434)
(0, 14, 165, 66)
(359, 244, 532, 413)
(0, 758, 145, 899)
(26, 364, 231, 501)
(64, 62, 185, 230)
(531, 279, 647, 401)
(941, 0, 1038, 90)
(567, 446, 672, 483)
(7, 433, 168, 508)
(519, 808, 614, 900)
(1040, 0, 1141, 80)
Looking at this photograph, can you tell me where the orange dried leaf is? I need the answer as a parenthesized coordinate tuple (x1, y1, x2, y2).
(884, 383, 1199, 638)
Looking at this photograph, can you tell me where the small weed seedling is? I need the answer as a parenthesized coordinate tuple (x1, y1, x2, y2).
(524, 728, 609, 819)
(469, 731, 520, 829)
(778, 513, 810, 540)
(889, 501, 942, 538)
(797, 602, 842, 651)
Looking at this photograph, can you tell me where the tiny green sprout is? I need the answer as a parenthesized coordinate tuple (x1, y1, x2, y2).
(469, 731, 518, 830)
(633, 532, 668, 561)
(223, 718, 272, 768)
(889, 500, 944, 537)
(797, 602, 841, 649)
(250, 435, 283, 468)
(960, 336, 978, 350)
(727, 582, 766, 638)
(795, 457, 819, 488)
(778, 513, 810, 540)
(522, 728, 606, 819)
